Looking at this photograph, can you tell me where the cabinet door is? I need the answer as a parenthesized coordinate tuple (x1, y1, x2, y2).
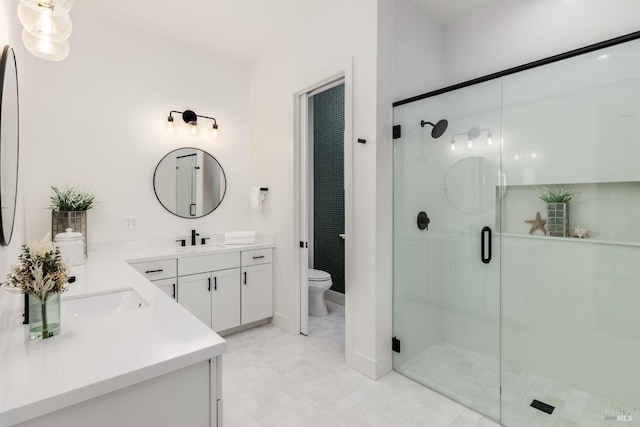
(152, 278, 176, 300)
(241, 263, 273, 324)
(177, 272, 212, 327)
(211, 268, 241, 332)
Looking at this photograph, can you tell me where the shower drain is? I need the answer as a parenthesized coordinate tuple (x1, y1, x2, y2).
(530, 399, 555, 415)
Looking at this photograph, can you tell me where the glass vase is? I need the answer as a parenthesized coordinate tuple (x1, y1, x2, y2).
(29, 293, 61, 340)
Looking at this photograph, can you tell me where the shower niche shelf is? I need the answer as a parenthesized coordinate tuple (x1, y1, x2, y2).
(499, 181, 640, 244)
(499, 233, 640, 248)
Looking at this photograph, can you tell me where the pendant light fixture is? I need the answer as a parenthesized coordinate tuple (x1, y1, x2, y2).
(18, 0, 73, 61)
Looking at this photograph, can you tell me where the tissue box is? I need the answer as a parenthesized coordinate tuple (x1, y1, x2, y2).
(224, 231, 256, 245)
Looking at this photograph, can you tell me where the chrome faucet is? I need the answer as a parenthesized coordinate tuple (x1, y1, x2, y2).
(191, 229, 199, 246)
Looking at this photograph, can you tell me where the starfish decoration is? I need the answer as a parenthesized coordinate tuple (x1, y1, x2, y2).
(525, 211, 547, 235)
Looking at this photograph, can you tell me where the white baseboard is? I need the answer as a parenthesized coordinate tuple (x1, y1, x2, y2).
(348, 349, 393, 380)
(325, 290, 344, 306)
(218, 318, 270, 337)
(272, 311, 298, 335)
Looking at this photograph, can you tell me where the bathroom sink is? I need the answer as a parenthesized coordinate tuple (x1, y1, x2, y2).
(176, 244, 226, 253)
(61, 288, 148, 320)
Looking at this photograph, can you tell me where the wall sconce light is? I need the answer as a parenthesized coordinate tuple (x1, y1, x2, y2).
(167, 109, 220, 138)
(450, 127, 492, 150)
(18, 0, 73, 61)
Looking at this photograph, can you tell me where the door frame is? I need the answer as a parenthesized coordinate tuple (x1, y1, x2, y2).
(293, 61, 353, 336)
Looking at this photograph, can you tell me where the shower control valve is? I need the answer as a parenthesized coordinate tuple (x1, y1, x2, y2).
(417, 211, 430, 230)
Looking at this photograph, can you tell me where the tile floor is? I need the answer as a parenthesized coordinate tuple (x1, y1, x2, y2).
(222, 302, 500, 427)
(399, 342, 637, 427)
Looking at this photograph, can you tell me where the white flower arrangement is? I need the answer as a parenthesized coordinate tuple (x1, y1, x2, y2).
(4, 233, 69, 302)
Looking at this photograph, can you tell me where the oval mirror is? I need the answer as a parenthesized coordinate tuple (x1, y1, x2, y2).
(444, 156, 505, 214)
(153, 147, 226, 218)
(0, 45, 20, 246)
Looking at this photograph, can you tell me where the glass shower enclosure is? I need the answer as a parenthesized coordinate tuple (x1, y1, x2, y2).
(393, 33, 640, 426)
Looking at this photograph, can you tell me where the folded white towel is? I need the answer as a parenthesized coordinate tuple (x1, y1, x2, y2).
(225, 231, 256, 245)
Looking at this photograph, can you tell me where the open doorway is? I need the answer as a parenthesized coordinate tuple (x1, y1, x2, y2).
(297, 76, 347, 347)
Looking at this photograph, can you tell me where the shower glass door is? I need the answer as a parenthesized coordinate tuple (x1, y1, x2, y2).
(393, 79, 503, 420)
(176, 153, 197, 217)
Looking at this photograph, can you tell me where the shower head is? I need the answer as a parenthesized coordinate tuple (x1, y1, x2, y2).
(420, 119, 449, 139)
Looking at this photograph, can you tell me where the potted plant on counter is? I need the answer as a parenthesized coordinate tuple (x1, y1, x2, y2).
(5, 233, 69, 340)
(50, 186, 95, 257)
(537, 187, 580, 237)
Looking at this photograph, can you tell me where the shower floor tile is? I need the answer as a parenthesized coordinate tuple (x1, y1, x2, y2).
(396, 342, 637, 427)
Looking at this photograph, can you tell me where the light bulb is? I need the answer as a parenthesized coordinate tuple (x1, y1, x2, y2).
(18, 2, 72, 42)
(487, 132, 493, 145)
(468, 141, 473, 148)
(21, 0, 74, 16)
(450, 142, 456, 151)
(191, 125, 197, 135)
(212, 124, 219, 138)
(167, 116, 174, 131)
(22, 29, 69, 60)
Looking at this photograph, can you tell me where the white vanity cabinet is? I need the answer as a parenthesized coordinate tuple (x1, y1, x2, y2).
(129, 258, 177, 300)
(128, 246, 273, 334)
(177, 248, 273, 333)
(177, 268, 242, 331)
(240, 249, 273, 325)
(178, 252, 242, 331)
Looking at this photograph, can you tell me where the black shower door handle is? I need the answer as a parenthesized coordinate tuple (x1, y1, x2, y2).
(481, 226, 492, 264)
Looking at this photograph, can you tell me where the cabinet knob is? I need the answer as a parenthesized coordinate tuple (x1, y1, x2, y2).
(243, 272, 247, 285)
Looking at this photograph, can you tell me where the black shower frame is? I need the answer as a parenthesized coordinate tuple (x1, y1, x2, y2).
(393, 30, 640, 107)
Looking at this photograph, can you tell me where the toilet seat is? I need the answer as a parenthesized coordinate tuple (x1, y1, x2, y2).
(308, 268, 331, 282)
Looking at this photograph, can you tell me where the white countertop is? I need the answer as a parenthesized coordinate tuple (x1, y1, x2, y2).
(0, 239, 273, 426)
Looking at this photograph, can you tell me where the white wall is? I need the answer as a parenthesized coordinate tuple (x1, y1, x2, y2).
(443, 0, 640, 88)
(392, 0, 444, 102)
(249, 0, 393, 379)
(20, 3, 252, 245)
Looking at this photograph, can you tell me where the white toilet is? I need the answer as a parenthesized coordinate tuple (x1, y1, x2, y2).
(308, 268, 332, 316)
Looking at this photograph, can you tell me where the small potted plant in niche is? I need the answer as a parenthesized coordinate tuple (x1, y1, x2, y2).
(50, 186, 95, 257)
(4, 233, 69, 340)
(537, 186, 580, 237)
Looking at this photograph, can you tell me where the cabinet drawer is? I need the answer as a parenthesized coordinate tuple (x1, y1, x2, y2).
(178, 252, 240, 276)
(241, 249, 272, 266)
(129, 259, 177, 281)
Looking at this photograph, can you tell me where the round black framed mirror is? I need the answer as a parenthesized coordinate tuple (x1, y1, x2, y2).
(153, 147, 226, 218)
(444, 156, 505, 214)
(0, 45, 20, 246)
